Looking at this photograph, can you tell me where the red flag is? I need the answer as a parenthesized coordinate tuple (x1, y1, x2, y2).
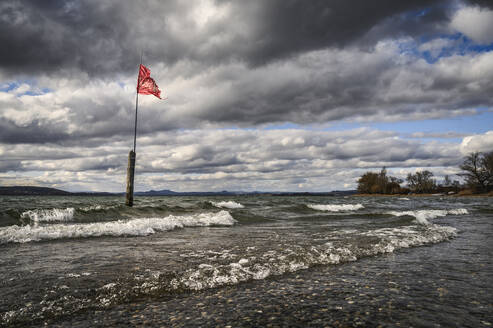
(137, 64, 161, 99)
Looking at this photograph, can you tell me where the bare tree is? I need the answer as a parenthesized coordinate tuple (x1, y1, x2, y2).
(406, 170, 436, 193)
(442, 175, 452, 187)
(459, 152, 492, 192)
(483, 151, 493, 188)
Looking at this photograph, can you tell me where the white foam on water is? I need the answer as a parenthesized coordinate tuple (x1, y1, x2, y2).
(398, 197, 410, 200)
(387, 208, 468, 225)
(156, 224, 457, 293)
(360, 225, 457, 251)
(210, 201, 245, 209)
(79, 204, 117, 212)
(1, 222, 458, 326)
(80, 205, 103, 211)
(0, 210, 236, 244)
(20, 208, 75, 223)
(238, 258, 249, 265)
(102, 283, 117, 289)
(307, 204, 364, 212)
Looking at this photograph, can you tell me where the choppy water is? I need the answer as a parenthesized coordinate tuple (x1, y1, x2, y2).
(0, 195, 491, 327)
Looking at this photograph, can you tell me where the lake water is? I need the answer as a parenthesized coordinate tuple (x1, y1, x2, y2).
(0, 195, 491, 327)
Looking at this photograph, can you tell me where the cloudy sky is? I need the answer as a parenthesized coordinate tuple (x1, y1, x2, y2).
(1, 0, 493, 192)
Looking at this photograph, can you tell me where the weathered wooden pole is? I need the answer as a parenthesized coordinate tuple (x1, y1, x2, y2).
(125, 150, 136, 206)
(125, 87, 139, 206)
(125, 53, 142, 207)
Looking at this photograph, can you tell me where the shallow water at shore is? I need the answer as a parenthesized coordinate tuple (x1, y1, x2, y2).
(0, 195, 491, 327)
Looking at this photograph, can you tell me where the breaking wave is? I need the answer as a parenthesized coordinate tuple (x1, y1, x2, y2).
(1, 223, 457, 326)
(210, 201, 245, 209)
(79, 204, 118, 212)
(387, 208, 468, 225)
(0, 211, 236, 244)
(166, 225, 457, 291)
(307, 204, 364, 212)
(21, 208, 75, 223)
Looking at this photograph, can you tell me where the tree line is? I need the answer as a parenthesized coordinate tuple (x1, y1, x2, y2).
(357, 151, 493, 195)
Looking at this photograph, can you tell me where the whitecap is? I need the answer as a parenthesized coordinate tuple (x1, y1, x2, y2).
(79, 205, 117, 212)
(164, 224, 456, 292)
(21, 208, 75, 223)
(387, 208, 468, 225)
(307, 204, 364, 212)
(0, 210, 236, 244)
(210, 201, 244, 209)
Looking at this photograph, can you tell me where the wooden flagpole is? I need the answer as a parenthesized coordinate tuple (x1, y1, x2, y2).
(126, 52, 143, 206)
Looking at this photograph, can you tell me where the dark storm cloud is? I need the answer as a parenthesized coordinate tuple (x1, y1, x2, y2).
(468, 0, 493, 8)
(0, 118, 70, 144)
(0, 0, 457, 77)
(0, 0, 134, 75)
(176, 46, 493, 127)
(1, 33, 491, 145)
(229, 0, 446, 65)
(0, 159, 21, 172)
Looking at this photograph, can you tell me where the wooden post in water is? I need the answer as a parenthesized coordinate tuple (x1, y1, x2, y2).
(125, 53, 141, 207)
(125, 150, 136, 206)
(125, 88, 139, 207)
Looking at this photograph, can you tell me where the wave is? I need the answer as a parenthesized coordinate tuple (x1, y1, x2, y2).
(0, 222, 457, 325)
(79, 204, 118, 212)
(115, 224, 457, 295)
(307, 204, 364, 212)
(20, 208, 75, 223)
(0, 211, 236, 244)
(387, 208, 468, 225)
(133, 225, 457, 294)
(210, 201, 244, 209)
(11, 204, 194, 226)
(398, 197, 410, 200)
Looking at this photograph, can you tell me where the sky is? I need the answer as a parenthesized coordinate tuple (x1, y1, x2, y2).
(1, 0, 493, 192)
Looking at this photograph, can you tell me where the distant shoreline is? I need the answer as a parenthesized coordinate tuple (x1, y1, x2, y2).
(0, 186, 357, 197)
(353, 192, 493, 197)
(3, 186, 491, 197)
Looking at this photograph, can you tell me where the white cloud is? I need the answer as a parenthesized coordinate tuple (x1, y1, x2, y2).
(450, 6, 493, 44)
(418, 38, 454, 57)
(190, 0, 230, 28)
(0, 127, 468, 192)
(460, 130, 493, 154)
(409, 131, 469, 139)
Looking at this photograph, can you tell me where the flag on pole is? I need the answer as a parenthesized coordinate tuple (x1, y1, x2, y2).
(137, 64, 161, 99)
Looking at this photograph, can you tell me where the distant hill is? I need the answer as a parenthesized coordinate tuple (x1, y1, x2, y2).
(0, 186, 116, 196)
(0, 186, 72, 196)
(134, 189, 241, 196)
(134, 189, 179, 196)
(135, 189, 357, 197)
